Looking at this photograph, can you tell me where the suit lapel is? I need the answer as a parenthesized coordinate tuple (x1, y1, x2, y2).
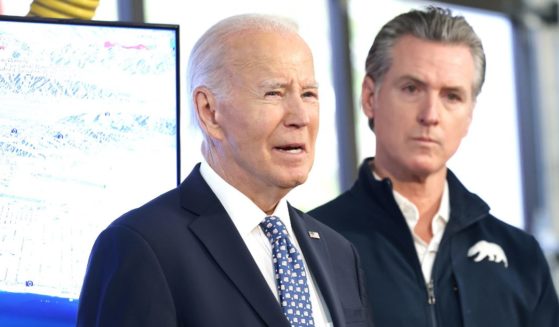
(180, 165, 289, 327)
(289, 205, 345, 326)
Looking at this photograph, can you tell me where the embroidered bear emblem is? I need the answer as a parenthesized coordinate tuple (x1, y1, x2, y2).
(467, 240, 508, 268)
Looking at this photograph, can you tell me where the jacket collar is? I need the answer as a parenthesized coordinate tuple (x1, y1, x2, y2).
(354, 158, 490, 238)
(179, 164, 289, 327)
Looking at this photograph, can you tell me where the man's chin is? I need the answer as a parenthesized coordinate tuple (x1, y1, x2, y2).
(279, 174, 309, 191)
(408, 160, 446, 178)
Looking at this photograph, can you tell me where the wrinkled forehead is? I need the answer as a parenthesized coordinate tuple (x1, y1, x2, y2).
(225, 30, 317, 83)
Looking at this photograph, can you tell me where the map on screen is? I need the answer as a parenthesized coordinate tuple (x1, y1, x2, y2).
(0, 16, 180, 325)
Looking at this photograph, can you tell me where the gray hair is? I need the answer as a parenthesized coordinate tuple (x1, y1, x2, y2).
(365, 6, 486, 96)
(187, 13, 299, 101)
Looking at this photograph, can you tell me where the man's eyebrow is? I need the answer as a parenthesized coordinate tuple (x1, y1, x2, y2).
(259, 80, 287, 89)
(258, 80, 319, 89)
(396, 75, 469, 93)
(302, 82, 319, 89)
(442, 86, 468, 94)
(395, 75, 427, 87)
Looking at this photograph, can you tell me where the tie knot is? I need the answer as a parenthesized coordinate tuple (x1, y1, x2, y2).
(260, 216, 288, 242)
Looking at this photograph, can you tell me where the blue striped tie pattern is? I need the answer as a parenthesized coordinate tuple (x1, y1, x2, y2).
(260, 216, 315, 327)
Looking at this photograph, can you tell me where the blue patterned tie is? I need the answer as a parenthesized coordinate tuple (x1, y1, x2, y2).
(260, 216, 315, 327)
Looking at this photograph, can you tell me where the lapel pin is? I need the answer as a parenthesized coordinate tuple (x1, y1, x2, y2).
(308, 231, 320, 239)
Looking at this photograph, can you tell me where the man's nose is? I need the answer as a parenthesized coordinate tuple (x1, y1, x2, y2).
(418, 92, 440, 125)
(284, 95, 311, 128)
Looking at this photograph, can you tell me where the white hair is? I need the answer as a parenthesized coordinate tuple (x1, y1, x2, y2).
(187, 13, 299, 98)
(186, 14, 299, 136)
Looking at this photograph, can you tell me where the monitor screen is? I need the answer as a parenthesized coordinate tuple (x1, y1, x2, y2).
(0, 15, 180, 326)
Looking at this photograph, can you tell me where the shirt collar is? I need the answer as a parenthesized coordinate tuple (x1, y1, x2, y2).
(199, 160, 291, 237)
(372, 170, 450, 225)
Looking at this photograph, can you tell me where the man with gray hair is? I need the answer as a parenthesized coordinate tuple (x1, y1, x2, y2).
(310, 6, 559, 326)
(77, 13, 371, 327)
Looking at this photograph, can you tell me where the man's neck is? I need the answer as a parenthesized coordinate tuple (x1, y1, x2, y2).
(204, 157, 287, 215)
(371, 160, 446, 243)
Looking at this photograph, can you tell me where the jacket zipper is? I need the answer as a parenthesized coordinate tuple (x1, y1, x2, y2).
(427, 279, 437, 327)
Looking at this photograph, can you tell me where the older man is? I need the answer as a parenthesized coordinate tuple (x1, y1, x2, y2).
(77, 14, 370, 327)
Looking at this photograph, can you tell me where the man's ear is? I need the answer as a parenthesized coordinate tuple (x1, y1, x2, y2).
(193, 86, 223, 140)
(361, 75, 377, 121)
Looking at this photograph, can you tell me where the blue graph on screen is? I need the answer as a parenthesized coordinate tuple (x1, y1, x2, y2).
(0, 17, 179, 326)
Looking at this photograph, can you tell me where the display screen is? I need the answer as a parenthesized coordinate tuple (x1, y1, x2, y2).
(0, 15, 180, 326)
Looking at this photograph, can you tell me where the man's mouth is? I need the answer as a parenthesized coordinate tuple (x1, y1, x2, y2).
(274, 144, 306, 154)
(413, 136, 437, 143)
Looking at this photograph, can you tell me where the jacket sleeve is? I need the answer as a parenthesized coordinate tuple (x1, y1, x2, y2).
(530, 238, 559, 327)
(76, 225, 177, 327)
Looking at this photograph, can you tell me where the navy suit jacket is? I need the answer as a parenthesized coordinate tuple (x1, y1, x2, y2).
(77, 164, 370, 326)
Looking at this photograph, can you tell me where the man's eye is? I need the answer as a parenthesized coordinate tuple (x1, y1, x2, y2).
(265, 91, 282, 97)
(447, 93, 462, 102)
(402, 84, 418, 93)
(302, 91, 318, 99)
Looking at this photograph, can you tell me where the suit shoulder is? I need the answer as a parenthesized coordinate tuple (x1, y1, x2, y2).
(295, 207, 354, 248)
(109, 187, 186, 234)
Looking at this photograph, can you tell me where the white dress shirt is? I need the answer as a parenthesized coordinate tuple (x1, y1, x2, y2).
(200, 160, 333, 327)
(374, 172, 450, 282)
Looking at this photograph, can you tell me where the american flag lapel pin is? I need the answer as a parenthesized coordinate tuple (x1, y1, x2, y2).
(308, 231, 320, 239)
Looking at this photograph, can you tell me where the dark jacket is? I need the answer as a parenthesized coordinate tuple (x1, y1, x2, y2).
(77, 164, 371, 327)
(309, 158, 559, 327)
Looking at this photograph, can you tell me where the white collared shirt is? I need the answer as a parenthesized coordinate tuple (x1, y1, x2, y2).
(374, 172, 450, 282)
(200, 160, 332, 327)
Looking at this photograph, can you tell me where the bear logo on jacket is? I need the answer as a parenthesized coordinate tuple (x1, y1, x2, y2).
(467, 240, 508, 268)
